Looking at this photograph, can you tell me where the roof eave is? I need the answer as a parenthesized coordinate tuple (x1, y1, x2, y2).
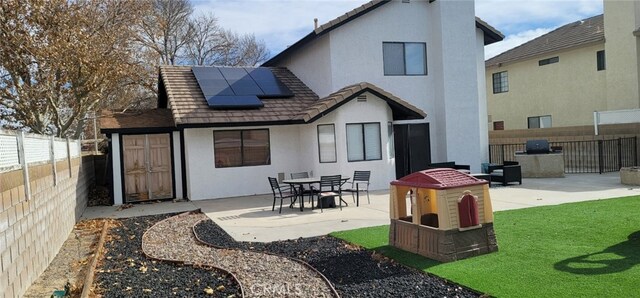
(485, 38, 605, 68)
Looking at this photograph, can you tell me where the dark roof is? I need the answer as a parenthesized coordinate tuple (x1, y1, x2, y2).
(158, 66, 426, 128)
(391, 168, 487, 190)
(100, 109, 176, 133)
(486, 14, 604, 67)
(263, 0, 503, 66)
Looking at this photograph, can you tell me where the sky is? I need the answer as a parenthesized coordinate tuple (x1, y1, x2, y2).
(191, 0, 604, 60)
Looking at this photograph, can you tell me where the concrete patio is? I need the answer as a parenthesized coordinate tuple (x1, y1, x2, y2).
(82, 172, 640, 242)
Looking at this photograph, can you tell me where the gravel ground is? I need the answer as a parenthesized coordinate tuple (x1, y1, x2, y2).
(94, 213, 241, 297)
(194, 219, 482, 298)
(142, 212, 336, 297)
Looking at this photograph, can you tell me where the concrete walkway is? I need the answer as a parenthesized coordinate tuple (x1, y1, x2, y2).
(81, 172, 640, 242)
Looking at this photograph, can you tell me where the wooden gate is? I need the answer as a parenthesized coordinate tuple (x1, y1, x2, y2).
(122, 134, 173, 202)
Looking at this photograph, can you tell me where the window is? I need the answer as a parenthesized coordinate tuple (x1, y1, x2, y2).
(597, 50, 606, 71)
(383, 42, 427, 75)
(317, 124, 337, 163)
(213, 129, 270, 168)
(492, 71, 508, 94)
(346, 123, 382, 162)
(527, 116, 552, 129)
(493, 121, 504, 131)
(538, 56, 559, 66)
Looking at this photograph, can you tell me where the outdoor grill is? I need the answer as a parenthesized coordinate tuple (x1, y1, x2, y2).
(525, 139, 551, 154)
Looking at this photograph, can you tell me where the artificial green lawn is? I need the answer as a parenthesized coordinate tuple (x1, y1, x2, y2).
(331, 196, 640, 297)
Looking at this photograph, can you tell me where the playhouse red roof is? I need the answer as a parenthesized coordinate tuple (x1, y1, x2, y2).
(390, 169, 487, 190)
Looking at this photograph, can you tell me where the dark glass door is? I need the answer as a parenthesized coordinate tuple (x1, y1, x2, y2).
(393, 123, 431, 178)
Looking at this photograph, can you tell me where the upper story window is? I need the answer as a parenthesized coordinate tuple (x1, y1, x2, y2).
(346, 123, 382, 162)
(492, 71, 508, 94)
(214, 129, 270, 168)
(317, 124, 337, 163)
(597, 50, 606, 71)
(528, 115, 552, 129)
(383, 42, 427, 76)
(538, 56, 559, 66)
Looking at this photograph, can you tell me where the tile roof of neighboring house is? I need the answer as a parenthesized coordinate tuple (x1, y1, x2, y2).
(157, 66, 425, 128)
(100, 109, 175, 133)
(263, 0, 504, 66)
(486, 14, 604, 67)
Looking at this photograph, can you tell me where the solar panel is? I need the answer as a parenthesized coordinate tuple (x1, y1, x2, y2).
(192, 66, 292, 110)
(207, 96, 264, 109)
(246, 68, 293, 97)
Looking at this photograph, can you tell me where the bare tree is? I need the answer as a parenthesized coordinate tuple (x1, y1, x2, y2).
(184, 13, 269, 67)
(0, 0, 149, 137)
(136, 0, 194, 65)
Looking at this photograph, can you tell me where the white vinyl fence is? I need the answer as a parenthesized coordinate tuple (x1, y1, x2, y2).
(0, 129, 82, 200)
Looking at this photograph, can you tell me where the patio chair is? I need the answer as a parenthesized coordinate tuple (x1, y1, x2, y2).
(342, 170, 371, 206)
(290, 172, 318, 203)
(316, 175, 344, 212)
(488, 161, 522, 186)
(268, 177, 298, 214)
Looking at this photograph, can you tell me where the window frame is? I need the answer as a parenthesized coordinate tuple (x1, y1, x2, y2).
(346, 122, 383, 162)
(383, 42, 427, 76)
(213, 129, 271, 168)
(492, 71, 509, 94)
(597, 50, 606, 71)
(317, 124, 337, 163)
(527, 115, 552, 129)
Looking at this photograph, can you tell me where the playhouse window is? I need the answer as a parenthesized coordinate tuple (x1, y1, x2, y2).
(213, 129, 270, 168)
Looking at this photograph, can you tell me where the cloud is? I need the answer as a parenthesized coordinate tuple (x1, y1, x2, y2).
(191, 0, 363, 54)
(485, 27, 554, 59)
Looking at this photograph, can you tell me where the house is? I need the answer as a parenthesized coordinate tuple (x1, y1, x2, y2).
(101, 0, 502, 204)
(265, 0, 503, 175)
(486, 0, 640, 131)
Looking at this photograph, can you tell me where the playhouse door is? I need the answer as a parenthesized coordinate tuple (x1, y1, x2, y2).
(122, 134, 173, 202)
(394, 123, 431, 178)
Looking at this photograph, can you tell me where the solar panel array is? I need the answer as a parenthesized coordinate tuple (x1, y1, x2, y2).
(192, 67, 294, 109)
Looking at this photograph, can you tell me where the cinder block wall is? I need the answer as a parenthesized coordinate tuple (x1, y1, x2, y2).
(0, 156, 94, 298)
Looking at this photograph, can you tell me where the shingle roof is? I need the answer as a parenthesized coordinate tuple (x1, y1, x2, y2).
(486, 14, 604, 67)
(100, 109, 175, 132)
(159, 66, 426, 127)
(264, 0, 503, 66)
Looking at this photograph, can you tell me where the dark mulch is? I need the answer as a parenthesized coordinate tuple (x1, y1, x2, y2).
(194, 220, 482, 298)
(94, 214, 241, 297)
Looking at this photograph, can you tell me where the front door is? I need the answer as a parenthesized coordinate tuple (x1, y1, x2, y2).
(393, 123, 431, 178)
(122, 134, 173, 202)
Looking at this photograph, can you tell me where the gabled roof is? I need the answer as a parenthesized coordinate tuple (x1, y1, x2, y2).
(301, 82, 426, 122)
(263, 0, 504, 66)
(486, 14, 604, 67)
(391, 168, 486, 190)
(158, 66, 425, 128)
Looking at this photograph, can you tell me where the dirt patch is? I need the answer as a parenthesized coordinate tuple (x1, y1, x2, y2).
(23, 219, 105, 297)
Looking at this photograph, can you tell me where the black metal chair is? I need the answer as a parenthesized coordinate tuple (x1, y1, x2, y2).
(489, 161, 522, 186)
(316, 175, 344, 212)
(268, 177, 298, 214)
(290, 172, 318, 204)
(342, 170, 371, 206)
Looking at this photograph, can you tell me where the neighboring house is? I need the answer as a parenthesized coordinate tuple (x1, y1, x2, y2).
(101, 0, 502, 204)
(486, 0, 640, 131)
(265, 0, 502, 175)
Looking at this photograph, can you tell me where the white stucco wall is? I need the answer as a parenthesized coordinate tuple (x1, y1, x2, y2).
(182, 93, 394, 200)
(280, 0, 487, 172)
(280, 35, 333, 98)
(111, 133, 123, 205)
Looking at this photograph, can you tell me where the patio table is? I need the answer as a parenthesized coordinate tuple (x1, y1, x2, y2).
(282, 176, 349, 211)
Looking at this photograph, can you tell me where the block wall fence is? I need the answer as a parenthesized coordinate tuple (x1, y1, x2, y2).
(0, 130, 94, 298)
